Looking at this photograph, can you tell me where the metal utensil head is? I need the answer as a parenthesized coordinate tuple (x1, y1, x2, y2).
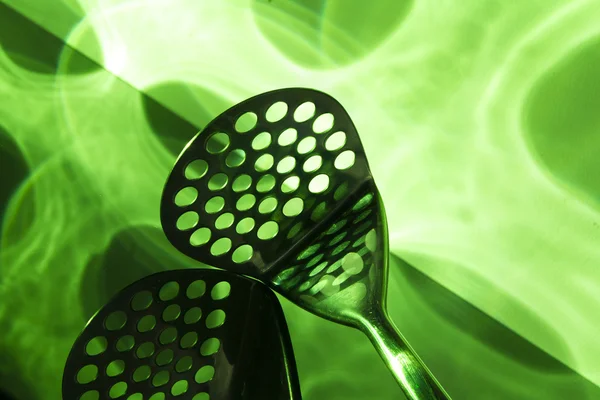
(62, 269, 301, 400)
(160, 88, 387, 327)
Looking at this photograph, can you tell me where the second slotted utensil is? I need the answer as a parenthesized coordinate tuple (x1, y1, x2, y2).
(62, 269, 301, 400)
(161, 88, 451, 399)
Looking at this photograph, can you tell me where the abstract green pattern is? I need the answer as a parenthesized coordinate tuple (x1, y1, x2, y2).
(1, 1, 599, 399)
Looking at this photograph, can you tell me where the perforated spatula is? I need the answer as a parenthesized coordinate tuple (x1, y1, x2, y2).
(62, 269, 302, 400)
(160, 88, 451, 400)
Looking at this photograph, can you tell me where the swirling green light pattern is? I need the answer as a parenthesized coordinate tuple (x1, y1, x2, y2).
(1, 0, 599, 399)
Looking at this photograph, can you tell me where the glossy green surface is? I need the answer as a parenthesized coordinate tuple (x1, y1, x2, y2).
(1, 1, 600, 399)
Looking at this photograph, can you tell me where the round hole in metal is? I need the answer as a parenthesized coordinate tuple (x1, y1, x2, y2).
(175, 355, 194, 373)
(200, 338, 220, 356)
(236, 217, 255, 234)
(207, 173, 228, 191)
(109, 382, 127, 399)
(156, 349, 174, 366)
(297, 136, 316, 154)
(278, 128, 297, 146)
(105, 311, 127, 331)
(251, 132, 271, 151)
(159, 327, 178, 345)
(215, 212, 235, 230)
(210, 238, 232, 256)
(236, 193, 256, 211)
(85, 336, 107, 356)
(180, 332, 198, 349)
(225, 149, 246, 168)
(334, 150, 356, 170)
(190, 227, 211, 247)
(258, 197, 278, 214)
(308, 174, 330, 193)
(137, 315, 157, 333)
(206, 132, 230, 154)
(131, 291, 153, 312)
(205, 196, 225, 214)
(174, 187, 198, 207)
(152, 370, 171, 387)
(325, 131, 346, 151)
(281, 175, 300, 193)
(232, 244, 254, 263)
(106, 360, 125, 377)
(195, 365, 215, 384)
(257, 221, 279, 240)
(293, 102, 316, 122)
(255, 154, 274, 172)
(256, 174, 276, 193)
(184, 160, 208, 180)
(232, 174, 252, 192)
(176, 211, 199, 231)
(77, 364, 98, 384)
(79, 391, 99, 400)
(235, 112, 258, 133)
(116, 335, 135, 352)
(171, 380, 189, 396)
(162, 304, 181, 322)
(276, 156, 296, 174)
(312, 113, 334, 134)
(283, 198, 304, 217)
(303, 155, 322, 173)
(266, 101, 288, 122)
(183, 307, 202, 324)
(205, 310, 226, 329)
(133, 365, 151, 382)
(186, 280, 206, 299)
(211, 281, 231, 300)
(159, 281, 180, 301)
(136, 342, 155, 359)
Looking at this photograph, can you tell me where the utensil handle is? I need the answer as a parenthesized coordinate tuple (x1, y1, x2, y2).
(359, 309, 451, 400)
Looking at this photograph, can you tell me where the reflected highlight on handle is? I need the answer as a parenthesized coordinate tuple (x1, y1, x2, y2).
(359, 309, 451, 400)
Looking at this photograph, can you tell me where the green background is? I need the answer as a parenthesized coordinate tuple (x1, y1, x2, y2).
(1, 0, 599, 399)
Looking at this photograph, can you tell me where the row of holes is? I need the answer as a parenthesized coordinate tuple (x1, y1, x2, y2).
(176, 171, 334, 209)
(104, 307, 225, 333)
(128, 280, 229, 310)
(278, 227, 376, 294)
(75, 279, 227, 399)
(176, 194, 305, 231)
(78, 391, 209, 400)
(77, 355, 215, 385)
(85, 333, 219, 359)
(183, 181, 351, 258)
(77, 373, 212, 399)
(175, 173, 316, 210)
(183, 149, 355, 182)
(273, 193, 376, 295)
(176, 193, 313, 230)
(205, 126, 345, 157)
(233, 101, 332, 134)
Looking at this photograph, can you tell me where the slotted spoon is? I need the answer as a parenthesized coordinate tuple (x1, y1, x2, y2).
(62, 268, 302, 400)
(160, 88, 451, 399)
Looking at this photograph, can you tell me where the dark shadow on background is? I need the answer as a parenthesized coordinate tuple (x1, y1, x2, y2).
(0, 383, 21, 400)
(0, 3, 101, 75)
(142, 83, 207, 156)
(80, 225, 197, 321)
(142, 82, 222, 156)
(392, 253, 600, 398)
(394, 254, 572, 372)
(0, 2, 199, 136)
(0, 128, 35, 249)
(0, 7, 209, 400)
